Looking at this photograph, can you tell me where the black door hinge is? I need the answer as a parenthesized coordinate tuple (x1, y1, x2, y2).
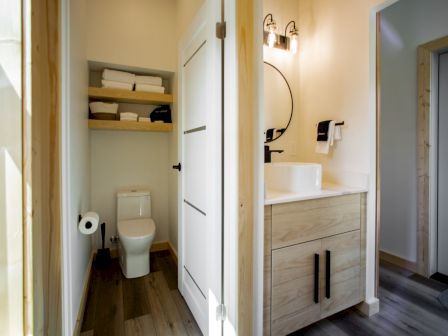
(216, 22, 226, 40)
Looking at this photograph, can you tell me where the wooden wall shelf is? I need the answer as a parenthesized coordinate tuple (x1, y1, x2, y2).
(88, 87, 173, 105)
(88, 119, 173, 132)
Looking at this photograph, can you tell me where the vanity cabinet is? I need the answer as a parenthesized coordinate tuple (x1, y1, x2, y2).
(264, 193, 366, 336)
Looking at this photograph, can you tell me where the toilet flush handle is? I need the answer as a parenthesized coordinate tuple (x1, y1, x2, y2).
(172, 163, 182, 171)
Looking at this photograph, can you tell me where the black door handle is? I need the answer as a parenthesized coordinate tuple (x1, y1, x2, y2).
(326, 250, 331, 299)
(314, 253, 319, 304)
(172, 163, 181, 171)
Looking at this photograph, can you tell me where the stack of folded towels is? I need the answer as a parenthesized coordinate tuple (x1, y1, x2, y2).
(102, 69, 135, 91)
(135, 75, 165, 94)
(101, 68, 166, 94)
(120, 112, 138, 121)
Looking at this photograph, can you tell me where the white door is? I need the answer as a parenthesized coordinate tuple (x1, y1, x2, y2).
(178, 2, 222, 335)
(438, 51, 448, 276)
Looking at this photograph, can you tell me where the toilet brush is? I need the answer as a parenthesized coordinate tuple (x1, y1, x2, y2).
(95, 222, 111, 268)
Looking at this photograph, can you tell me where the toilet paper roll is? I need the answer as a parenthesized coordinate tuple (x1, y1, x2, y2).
(79, 211, 99, 235)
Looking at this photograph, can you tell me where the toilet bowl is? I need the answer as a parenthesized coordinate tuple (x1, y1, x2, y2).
(116, 189, 157, 278)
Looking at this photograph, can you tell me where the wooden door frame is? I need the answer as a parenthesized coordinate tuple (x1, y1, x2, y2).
(30, 0, 62, 334)
(417, 36, 448, 277)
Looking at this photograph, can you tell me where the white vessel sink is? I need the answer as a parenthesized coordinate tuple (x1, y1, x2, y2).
(265, 162, 322, 194)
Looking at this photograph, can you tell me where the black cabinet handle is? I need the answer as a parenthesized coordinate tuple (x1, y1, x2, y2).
(314, 253, 319, 304)
(326, 250, 331, 299)
(172, 163, 181, 171)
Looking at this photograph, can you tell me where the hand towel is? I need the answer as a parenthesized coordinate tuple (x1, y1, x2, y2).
(89, 102, 118, 114)
(120, 117, 138, 121)
(334, 125, 342, 140)
(135, 75, 163, 86)
(102, 80, 134, 91)
(315, 120, 336, 154)
(103, 69, 135, 84)
(135, 83, 165, 94)
(120, 112, 138, 119)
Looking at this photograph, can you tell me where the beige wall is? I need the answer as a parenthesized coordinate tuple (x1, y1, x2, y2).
(263, 0, 301, 162)
(296, 0, 386, 185)
(86, 0, 177, 72)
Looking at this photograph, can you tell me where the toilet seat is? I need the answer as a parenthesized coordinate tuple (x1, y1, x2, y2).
(118, 218, 156, 239)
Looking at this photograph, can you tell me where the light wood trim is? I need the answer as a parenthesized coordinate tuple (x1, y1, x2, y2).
(379, 250, 417, 273)
(73, 253, 94, 335)
(237, 0, 256, 334)
(167, 241, 178, 267)
(417, 35, 448, 276)
(272, 194, 361, 250)
(375, 12, 382, 298)
(263, 206, 272, 336)
(150, 241, 170, 253)
(88, 87, 173, 105)
(88, 119, 173, 132)
(31, 0, 62, 333)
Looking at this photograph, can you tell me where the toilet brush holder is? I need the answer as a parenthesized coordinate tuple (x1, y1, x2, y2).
(95, 222, 111, 268)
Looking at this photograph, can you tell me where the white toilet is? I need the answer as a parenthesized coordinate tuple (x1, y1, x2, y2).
(117, 189, 156, 278)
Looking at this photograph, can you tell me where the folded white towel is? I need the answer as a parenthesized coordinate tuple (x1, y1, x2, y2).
(120, 112, 139, 119)
(315, 120, 336, 154)
(89, 102, 118, 114)
(135, 75, 162, 86)
(135, 83, 165, 94)
(139, 117, 151, 123)
(102, 80, 134, 91)
(334, 125, 342, 140)
(103, 69, 135, 84)
(121, 117, 138, 122)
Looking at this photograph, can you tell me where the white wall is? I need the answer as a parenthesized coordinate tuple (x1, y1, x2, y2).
(90, 131, 170, 247)
(63, 0, 91, 333)
(263, 0, 301, 162)
(380, 0, 448, 262)
(296, 0, 385, 186)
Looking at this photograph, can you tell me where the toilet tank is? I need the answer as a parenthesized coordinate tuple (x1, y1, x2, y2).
(117, 189, 151, 221)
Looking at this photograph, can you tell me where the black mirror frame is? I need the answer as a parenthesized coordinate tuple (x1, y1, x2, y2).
(264, 61, 294, 143)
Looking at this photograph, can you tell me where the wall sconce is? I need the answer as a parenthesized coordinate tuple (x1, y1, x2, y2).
(263, 14, 299, 54)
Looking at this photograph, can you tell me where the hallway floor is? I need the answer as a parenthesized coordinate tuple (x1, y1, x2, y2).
(294, 261, 448, 336)
(80, 250, 202, 336)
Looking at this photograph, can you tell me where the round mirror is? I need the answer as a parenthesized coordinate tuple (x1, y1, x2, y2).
(264, 61, 293, 143)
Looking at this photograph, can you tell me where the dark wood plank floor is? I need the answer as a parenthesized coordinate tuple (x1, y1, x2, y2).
(82, 254, 448, 336)
(293, 261, 448, 336)
(80, 250, 202, 336)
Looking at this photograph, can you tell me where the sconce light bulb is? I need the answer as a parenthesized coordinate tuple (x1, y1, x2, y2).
(290, 35, 298, 54)
(268, 31, 276, 48)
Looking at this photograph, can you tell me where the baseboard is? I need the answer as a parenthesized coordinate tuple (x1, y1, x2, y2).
(356, 297, 380, 317)
(167, 241, 178, 266)
(73, 251, 94, 336)
(379, 250, 417, 273)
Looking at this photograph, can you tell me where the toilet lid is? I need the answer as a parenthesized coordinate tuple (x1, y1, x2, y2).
(118, 218, 156, 238)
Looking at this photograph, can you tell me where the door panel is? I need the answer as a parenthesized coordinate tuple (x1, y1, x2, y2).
(438, 52, 448, 276)
(184, 131, 207, 212)
(320, 230, 361, 318)
(271, 240, 321, 336)
(184, 40, 209, 131)
(184, 203, 208, 296)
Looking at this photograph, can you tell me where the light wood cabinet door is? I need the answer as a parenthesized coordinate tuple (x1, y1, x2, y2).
(272, 194, 361, 249)
(271, 240, 321, 336)
(320, 230, 361, 318)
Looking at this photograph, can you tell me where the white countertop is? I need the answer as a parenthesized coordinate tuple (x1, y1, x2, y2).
(265, 183, 368, 205)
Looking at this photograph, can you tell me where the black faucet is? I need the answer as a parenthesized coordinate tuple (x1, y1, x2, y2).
(264, 145, 284, 163)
